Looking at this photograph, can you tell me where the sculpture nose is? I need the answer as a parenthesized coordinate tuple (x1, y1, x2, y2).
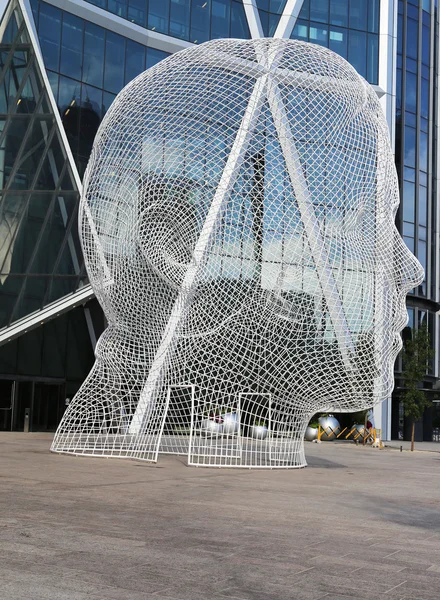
(394, 231, 424, 295)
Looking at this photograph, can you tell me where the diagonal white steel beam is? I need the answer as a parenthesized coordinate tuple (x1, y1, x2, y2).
(274, 0, 305, 39)
(242, 0, 264, 39)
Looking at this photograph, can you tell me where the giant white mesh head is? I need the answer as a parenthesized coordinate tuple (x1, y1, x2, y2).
(52, 39, 423, 468)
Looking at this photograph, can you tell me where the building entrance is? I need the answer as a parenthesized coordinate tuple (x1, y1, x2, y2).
(0, 379, 66, 432)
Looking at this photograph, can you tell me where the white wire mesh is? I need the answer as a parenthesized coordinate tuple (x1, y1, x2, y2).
(51, 39, 423, 468)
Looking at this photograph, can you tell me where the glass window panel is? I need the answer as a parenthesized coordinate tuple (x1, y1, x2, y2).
(422, 25, 430, 65)
(367, 34, 378, 84)
(87, 0, 106, 7)
(309, 22, 328, 46)
(397, 14, 403, 54)
(329, 0, 347, 27)
(368, 0, 379, 33)
(259, 10, 269, 36)
(146, 48, 169, 68)
(406, 18, 418, 59)
(404, 236, 414, 253)
(268, 13, 280, 36)
(79, 85, 102, 175)
(421, 78, 429, 119)
(396, 68, 402, 111)
(419, 171, 427, 186)
(13, 276, 51, 320)
(419, 225, 427, 241)
(230, 1, 250, 38)
(291, 19, 308, 41)
(407, 3, 418, 19)
(419, 131, 428, 172)
(419, 185, 427, 226)
(128, 0, 147, 26)
(191, 0, 211, 43)
(406, 57, 417, 73)
(60, 13, 83, 81)
(310, 0, 328, 23)
(422, 64, 429, 78)
(211, 0, 230, 39)
(405, 111, 416, 127)
(297, 0, 309, 18)
(420, 117, 428, 133)
(404, 126, 416, 167)
(108, 0, 127, 18)
(170, 0, 191, 39)
(125, 39, 145, 84)
(58, 75, 80, 115)
(348, 30, 367, 78)
(403, 221, 414, 237)
(418, 240, 427, 272)
(46, 70, 59, 103)
(349, 0, 367, 30)
(269, 0, 286, 13)
(256, 0, 269, 11)
(0, 194, 27, 279)
(422, 7, 430, 23)
(2, 116, 32, 189)
(83, 22, 105, 90)
(38, 3, 61, 72)
(404, 167, 415, 182)
(104, 32, 125, 94)
(148, 0, 170, 34)
(102, 91, 116, 116)
(329, 27, 347, 59)
(403, 180, 415, 222)
(29, 0, 39, 28)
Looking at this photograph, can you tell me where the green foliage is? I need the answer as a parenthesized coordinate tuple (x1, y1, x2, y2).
(253, 419, 267, 427)
(401, 325, 434, 422)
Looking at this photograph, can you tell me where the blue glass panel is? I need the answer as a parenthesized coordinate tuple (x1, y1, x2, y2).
(46, 70, 59, 103)
(298, 0, 309, 18)
(368, 0, 380, 33)
(269, 13, 280, 36)
(329, 0, 347, 27)
(29, 0, 39, 27)
(349, 0, 367, 31)
(87, 0, 106, 8)
(60, 13, 83, 81)
(146, 48, 169, 68)
(310, 0, 328, 24)
(422, 9, 430, 24)
(58, 75, 80, 115)
(148, 0, 170, 33)
(125, 39, 145, 84)
(419, 225, 427, 241)
(420, 117, 428, 132)
(404, 126, 416, 168)
(309, 22, 328, 46)
(404, 166, 415, 182)
(422, 25, 430, 65)
(211, 0, 230, 39)
(397, 14, 403, 54)
(403, 180, 415, 222)
(291, 19, 308, 41)
(83, 22, 105, 90)
(103, 91, 116, 116)
(403, 222, 414, 237)
(419, 185, 427, 226)
(405, 72, 417, 113)
(38, 3, 61, 72)
(256, 0, 269, 10)
(230, 1, 250, 38)
(421, 78, 429, 119)
(367, 34, 378, 84)
(396, 68, 402, 110)
(259, 10, 269, 36)
(269, 0, 286, 14)
(406, 57, 417, 73)
(348, 29, 366, 78)
(329, 26, 347, 59)
(170, 0, 191, 40)
(190, 0, 210, 43)
(419, 131, 428, 172)
(418, 240, 427, 272)
(104, 31, 125, 94)
(405, 111, 416, 127)
(404, 236, 414, 253)
(108, 0, 128, 19)
(128, 0, 147, 26)
(407, 4, 418, 19)
(406, 18, 418, 60)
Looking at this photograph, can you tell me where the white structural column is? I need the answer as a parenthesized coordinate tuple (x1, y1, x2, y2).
(128, 74, 269, 436)
(242, 0, 264, 39)
(274, 0, 305, 39)
(265, 76, 354, 371)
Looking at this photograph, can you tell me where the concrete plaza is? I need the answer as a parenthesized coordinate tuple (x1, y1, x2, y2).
(0, 433, 439, 600)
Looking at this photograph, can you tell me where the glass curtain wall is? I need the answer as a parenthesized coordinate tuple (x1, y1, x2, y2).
(30, 0, 170, 177)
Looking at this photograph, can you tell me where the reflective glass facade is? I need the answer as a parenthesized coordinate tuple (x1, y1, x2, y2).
(0, 3, 84, 329)
(30, 0, 170, 176)
(291, 0, 380, 84)
(85, 0, 250, 43)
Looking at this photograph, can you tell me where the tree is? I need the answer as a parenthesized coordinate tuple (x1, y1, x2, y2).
(401, 324, 434, 451)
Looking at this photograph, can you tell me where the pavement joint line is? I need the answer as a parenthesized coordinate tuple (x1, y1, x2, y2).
(384, 580, 408, 594)
(383, 550, 402, 559)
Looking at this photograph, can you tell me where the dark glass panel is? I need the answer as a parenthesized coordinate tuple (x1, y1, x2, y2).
(329, 0, 347, 27)
(12, 274, 51, 321)
(0, 275, 23, 327)
(420, 77, 429, 119)
(403, 180, 415, 222)
(368, 0, 380, 33)
(396, 68, 402, 111)
(291, 19, 308, 41)
(367, 34, 378, 84)
(230, 1, 250, 38)
(407, 3, 418, 19)
(41, 313, 68, 378)
(310, 0, 328, 23)
(59, 76, 81, 163)
(256, 0, 269, 11)
(211, 0, 230, 39)
(406, 57, 417, 73)
(419, 131, 428, 172)
(421, 64, 429, 79)
(418, 240, 427, 274)
(191, 0, 211, 43)
(269, 0, 286, 13)
(0, 194, 27, 276)
(78, 85, 102, 177)
(65, 307, 95, 381)
(406, 18, 418, 60)
(104, 31, 126, 94)
(329, 27, 347, 59)
(309, 22, 328, 46)
(348, 30, 367, 78)
(3, 8, 19, 44)
(298, 0, 309, 18)
(268, 13, 280, 36)
(108, 0, 128, 18)
(148, 0, 170, 34)
(38, 2, 61, 72)
(128, 0, 147, 26)
(405, 72, 417, 113)
(29, 0, 39, 25)
(422, 25, 430, 65)
(102, 91, 116, 116)
(83, 22, 105, 90)
(170, 0, 191, 40)
(259, 10, 269, 36)
(404, 126, 416, 167)
(146, 48, 169, 68)
(125, 40, 145, 85)
(60, 12, 83, 81)
(349, 0, 367, 30)
(46, 275, 78, 303)
(87, 0, 106, 8)
(397, 14, 403, 54)
(419, 186, 427, 226)
(16, 325, 43, 375)
(2, 116, 32, 189)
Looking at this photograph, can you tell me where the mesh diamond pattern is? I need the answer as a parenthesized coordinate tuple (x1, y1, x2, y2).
(51, 39, 423, 468)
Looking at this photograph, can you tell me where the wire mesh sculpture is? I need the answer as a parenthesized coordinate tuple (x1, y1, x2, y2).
(51, 39, 423, 468)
